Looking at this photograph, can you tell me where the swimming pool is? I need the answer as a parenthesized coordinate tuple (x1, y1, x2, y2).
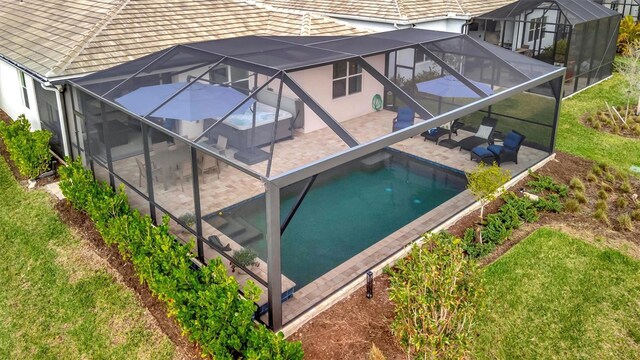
(205, 149, 467, 289)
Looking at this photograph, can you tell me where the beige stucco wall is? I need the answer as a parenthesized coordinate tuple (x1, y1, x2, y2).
(286, 54, 386, 133)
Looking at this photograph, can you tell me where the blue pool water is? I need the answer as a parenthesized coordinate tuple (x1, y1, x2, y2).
(206, 150, 467, 289)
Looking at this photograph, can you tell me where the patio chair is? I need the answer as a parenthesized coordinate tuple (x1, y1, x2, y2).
(206, 235, 232, 252)
(392, 107, 415, 132)
(421, 119, 464, 144)
(457, 117, 498, 151)
(213, 135, 228, 157)
(135, 157, 161, 187)
(197, 154, 220, 183)
(487, 130, 526, 165)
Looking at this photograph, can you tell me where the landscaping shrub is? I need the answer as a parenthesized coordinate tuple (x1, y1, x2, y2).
(595, 208, 610, 226)
(596, 199, 609, 212)
(569, 177, 585, 192)
(587, 172, 598, 182)
(617, 197, 629, 209)
(565, 198, 580, 213)
(59, 158, 303, 360)
(527, 173, 568, 197)
(631, 209, 640, 221)
(620, 181, 632, 193)
(0, 115, 52, 179)
(463, 192, 539, 259)
(617, 213, 634, 231)
(389, 232, 482, 359)
(598, 189, 609, 200)
(535, 194, 564, 213)
(574, 191, 588, 204)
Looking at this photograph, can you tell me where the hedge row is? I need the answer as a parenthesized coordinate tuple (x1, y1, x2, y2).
(59, 158, 303, 359)
(0, 115, 51, 179)
(462, 173, 568, 259)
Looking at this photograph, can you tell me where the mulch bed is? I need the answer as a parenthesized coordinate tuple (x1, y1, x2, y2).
(291, 151, 640, 359)
(581, 106, 640, 139)
(0, 110, 200, 359)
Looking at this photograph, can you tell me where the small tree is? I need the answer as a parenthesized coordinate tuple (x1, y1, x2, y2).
(618, 40, 640, 116)
(466, 162, 511, 243)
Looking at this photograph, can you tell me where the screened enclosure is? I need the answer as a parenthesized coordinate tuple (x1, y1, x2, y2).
(468, 0, 620, 96)
(596, 0, 640, 20)
(67, 28, 564, 330)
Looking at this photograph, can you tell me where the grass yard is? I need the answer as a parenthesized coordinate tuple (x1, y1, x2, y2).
(473, 228, 640, 359)
(556, 72, 640, 173)
(0, 157, 177, 359)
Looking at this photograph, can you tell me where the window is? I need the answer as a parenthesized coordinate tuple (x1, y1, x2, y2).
(19, 71, 29, 109)
(528, 16, 547, 42)
(332, 61, 362, 99)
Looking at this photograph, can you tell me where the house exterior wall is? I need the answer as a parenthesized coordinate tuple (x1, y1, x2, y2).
(0, 59, 41, 130)
(336, 16, 467, 34)
(513, 9, 559, 51)
(286, 54, 385, 133)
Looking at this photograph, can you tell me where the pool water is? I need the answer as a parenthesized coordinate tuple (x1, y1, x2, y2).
(207, 150, 467, 289)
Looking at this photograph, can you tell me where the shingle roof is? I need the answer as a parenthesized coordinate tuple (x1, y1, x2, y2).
(0, 0, 368, 79)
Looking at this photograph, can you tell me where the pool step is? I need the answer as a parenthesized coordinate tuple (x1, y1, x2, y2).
(208, 215, 263, 246)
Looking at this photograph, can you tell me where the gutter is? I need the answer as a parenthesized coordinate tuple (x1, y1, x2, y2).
(0, 54, 47, 83)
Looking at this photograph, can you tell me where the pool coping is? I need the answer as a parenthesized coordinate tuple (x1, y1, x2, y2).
(280, 153, 556, 336)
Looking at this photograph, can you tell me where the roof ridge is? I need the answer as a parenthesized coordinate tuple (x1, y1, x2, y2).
(394, 0, 408, 20)
(47, 0, 130, 77)
(452, 0, 466, 15)
(300, 12, 312, 35)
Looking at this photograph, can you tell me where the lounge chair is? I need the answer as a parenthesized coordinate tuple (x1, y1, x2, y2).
(487, 130, 526, 165)
(457, 117, 498, 151)
(392, 107, 415, 132)
(421, 119, 464, 144)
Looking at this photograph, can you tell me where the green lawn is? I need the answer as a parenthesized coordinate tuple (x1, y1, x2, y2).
(473, 228, 640, 359)
(0, 157, 176, 359)
(556, 72, 640, 173)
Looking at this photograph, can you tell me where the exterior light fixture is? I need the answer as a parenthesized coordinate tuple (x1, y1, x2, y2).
(366, 271, 374, 299)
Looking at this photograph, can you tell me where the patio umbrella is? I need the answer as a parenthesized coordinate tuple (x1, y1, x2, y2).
(416, 75, 494, 148)
(416, 75, 494, 99)
(115, 82, 254, 121)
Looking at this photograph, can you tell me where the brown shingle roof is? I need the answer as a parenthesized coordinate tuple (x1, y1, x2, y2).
(0, 0, 367, 78)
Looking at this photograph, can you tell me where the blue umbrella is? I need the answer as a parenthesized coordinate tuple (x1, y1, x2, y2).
(416, 75, 494, 98)
(115, 82, 254, 121)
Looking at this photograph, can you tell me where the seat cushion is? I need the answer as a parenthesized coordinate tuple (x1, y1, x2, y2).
(504, 131, 524, 150)
(475, 124, 493, 139)
(472, 146, 494, 157)
(488, 144, 504, 155)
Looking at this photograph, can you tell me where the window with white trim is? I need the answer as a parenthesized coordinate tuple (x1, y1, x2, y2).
(19, 71, 30, 109)
(528, 16, 547, 42)
(332, 61, 362, 99)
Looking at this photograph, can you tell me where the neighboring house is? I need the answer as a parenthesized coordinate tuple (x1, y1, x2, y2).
(256, 0, 516, 32)
(467, 0, 620, 96)
(0, 0, 366, 157)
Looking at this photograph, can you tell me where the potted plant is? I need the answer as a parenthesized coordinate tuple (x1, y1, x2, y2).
(231, 248, 259, 273)
(178, 212, 196, 228)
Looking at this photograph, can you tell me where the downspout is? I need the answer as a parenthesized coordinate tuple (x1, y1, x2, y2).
(461, 18, 473, 34)
(40, 81, 71, 157)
